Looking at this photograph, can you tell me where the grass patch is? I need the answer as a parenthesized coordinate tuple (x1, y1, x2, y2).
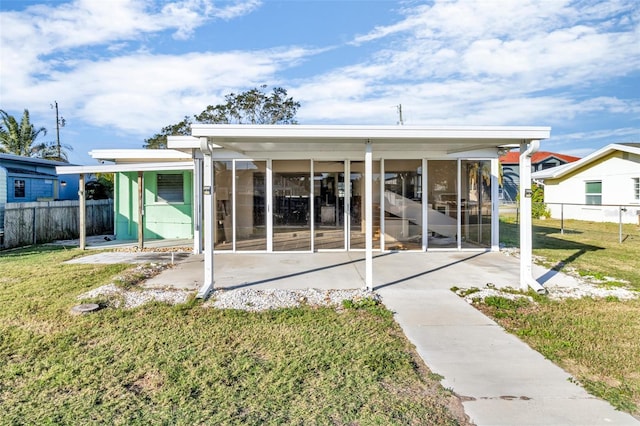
(494, 216, 640, 416)
(477, 297, 640, 415)
(500, 217, 640, 290)
(0, 246, 466, 425)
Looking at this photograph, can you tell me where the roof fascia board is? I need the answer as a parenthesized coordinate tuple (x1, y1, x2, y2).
(168, 136, 222, 150)
(56, 161, 194, 175)
(89, 149, 192, 161)
(190, 124, 551, 141)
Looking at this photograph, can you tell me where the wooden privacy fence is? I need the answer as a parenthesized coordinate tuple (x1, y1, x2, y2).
(1, 199, 113, 249)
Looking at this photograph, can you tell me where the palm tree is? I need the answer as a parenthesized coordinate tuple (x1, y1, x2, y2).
(0, 109, 48, 157)
(30, 140, 72, 162)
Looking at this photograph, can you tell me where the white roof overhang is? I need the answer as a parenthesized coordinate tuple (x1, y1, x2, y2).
(532, 143, 640, 180)
(56, 161, 194, 175)
(89, 149, 192, 163)
(175, 124, 550, 157)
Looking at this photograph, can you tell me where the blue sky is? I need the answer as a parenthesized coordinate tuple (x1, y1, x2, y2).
(1, 0, 639, 165)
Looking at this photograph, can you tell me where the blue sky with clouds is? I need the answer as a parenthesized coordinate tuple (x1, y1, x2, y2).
(1, 0, 639, 165)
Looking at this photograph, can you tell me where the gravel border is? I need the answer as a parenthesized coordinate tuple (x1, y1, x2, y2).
(77, 249, 638, 311)
(204, 288, 378, 312)
(455, 248, 640, 303)
(76, 261, 379, 311)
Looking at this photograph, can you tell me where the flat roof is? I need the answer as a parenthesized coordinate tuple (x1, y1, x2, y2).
(177, 124, 551, 157)
(89, 149, 193, 162)
(190, 124, 551, 140)
(56, 161, 194, 175)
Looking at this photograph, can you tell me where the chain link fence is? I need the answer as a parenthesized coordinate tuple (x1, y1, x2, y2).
(499, 202, 640, 245)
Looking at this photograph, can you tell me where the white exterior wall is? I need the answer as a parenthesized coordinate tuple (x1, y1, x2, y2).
(543, 152, 640, 224)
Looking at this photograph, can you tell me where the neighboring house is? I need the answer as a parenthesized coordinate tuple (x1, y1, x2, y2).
(532, 143, 640, 224)
(58, 124, 551, 296)
(500, 151, 580, 203)
(89, 149, 194, 241)
(0, 154, 80, 238)
(0, 154, 79, 202)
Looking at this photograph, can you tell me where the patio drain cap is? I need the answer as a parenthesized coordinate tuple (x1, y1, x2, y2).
(71, 303, 100, 315)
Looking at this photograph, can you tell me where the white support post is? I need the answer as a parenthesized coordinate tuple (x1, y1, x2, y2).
(457, 159, 461, 250)
(365, 141, 373, 290)
(491, 158, 500, 251)
(422, 158, 428, 251)
(197, 137, 215, 298)
(266, 159, 273, 252)
(192, 155, 203, 254)
(78, 173, 86, 250)
(137, 171, 144, 250)
(380, 159, 385, 252)
(310, 159, 315, 252)
(519, 141, 546, 294)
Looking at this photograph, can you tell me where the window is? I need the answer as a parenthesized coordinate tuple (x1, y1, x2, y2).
(585, 181, 602, 205)
(14, 179, 25, 198)
(634, 178, 640, 201)
(156, 173, 184, 203)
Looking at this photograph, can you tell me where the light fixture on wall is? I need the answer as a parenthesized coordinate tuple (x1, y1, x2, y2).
(60, 180, 67, 187)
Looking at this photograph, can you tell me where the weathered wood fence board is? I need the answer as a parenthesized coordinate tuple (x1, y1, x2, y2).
(2, 200, 113, 249)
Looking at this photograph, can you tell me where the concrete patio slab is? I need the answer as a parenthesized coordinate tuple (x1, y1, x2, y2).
(66, 249, 639, 425)
(65, 251, 191, 265)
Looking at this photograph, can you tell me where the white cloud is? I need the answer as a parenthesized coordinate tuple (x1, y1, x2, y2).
(45, 49, 310, 134)
(0, 0, 295, 135)
(557, 127, 640, 142)
(294, 0, 640, 131)
(1, 0, 638, 158)
(0, 0, 262, 88)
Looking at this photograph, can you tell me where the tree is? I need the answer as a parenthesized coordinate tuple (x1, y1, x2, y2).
(0, 109, 47, 156)
(143, 116, 192, 150)
(144, 86, 300, 149)
(30, 140, 73, 162)
(194, 86, 300, 125)
(86, 175, 114, 200)
(516, 182, 550, 219)
(0, 109, 71, 162)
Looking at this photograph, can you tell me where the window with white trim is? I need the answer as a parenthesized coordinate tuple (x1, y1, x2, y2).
(585, 181, 602, 205)
(634, 177, 640, 201)
(156, 173, 184, 203)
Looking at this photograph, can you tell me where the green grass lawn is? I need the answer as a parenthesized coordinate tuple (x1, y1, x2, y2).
(500, 216, 640, 290)
(0, 246, 465, 425)
(492, 217, 640, 416)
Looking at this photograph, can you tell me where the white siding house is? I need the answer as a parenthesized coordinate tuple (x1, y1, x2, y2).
(532, 143, 640, 224)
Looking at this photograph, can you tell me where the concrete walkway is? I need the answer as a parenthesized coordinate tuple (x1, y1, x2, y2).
(69, 250, 639, 425)
(373, 268, 639, 424)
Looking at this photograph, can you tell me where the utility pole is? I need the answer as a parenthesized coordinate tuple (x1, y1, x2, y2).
(397, 104, 404, 125)
(52, 101, 65, 159)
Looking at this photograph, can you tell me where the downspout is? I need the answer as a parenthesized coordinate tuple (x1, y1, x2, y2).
(364, 140, 373, 291)
(519, 140, 547, 294)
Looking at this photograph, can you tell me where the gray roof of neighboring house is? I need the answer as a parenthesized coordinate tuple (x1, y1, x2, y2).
(0, 153, 74, 167)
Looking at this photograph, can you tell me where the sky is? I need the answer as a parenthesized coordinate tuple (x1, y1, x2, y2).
(1, 0, 639, 165)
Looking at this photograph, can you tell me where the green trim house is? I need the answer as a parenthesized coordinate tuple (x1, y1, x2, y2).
(114, 170, 194, 240)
